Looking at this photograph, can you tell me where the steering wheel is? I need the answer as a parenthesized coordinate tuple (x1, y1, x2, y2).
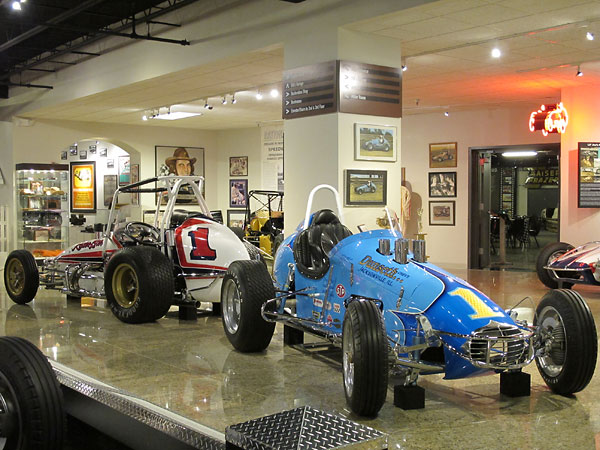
(123, 222, 161, 245)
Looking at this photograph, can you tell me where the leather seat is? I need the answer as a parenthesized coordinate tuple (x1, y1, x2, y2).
(171, 210, 212, 228)
(293, 209, 352, 279)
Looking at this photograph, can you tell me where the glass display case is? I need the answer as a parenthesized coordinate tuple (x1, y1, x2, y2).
(16, 163, 69, 258)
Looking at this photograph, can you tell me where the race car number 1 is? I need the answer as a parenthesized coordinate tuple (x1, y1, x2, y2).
(188, 229, 217, 261)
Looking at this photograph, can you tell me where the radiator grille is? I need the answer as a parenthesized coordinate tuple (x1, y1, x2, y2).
(467, 322, 531, 369)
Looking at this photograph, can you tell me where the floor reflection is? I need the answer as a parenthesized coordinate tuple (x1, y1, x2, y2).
(1, 270, 600, 449)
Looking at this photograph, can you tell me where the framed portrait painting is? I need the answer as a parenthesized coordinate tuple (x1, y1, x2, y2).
(428, 171, 456, 198)
(345, 169, 387, 206)
(429, 200, 455, 226)
(130, 164, 139, 206)
(103, 175, 118, 207)
(429, 142, 457, 168)
(230, 179, 248, 208)
(229, 156, 248, 176)
(155, 146, 205, 202)
(354, 124, 397, 162)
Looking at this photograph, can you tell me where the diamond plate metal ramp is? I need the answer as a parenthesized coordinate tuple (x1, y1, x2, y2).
(225, 406, 388, 450)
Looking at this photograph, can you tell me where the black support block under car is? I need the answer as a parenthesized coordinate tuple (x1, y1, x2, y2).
(283, 324, 304, 345)
(393, 384, 425, 410)
(500, 371, 531, 397)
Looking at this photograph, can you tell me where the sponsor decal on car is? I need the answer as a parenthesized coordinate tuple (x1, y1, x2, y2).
(313, 298, 324, 308)
(358, 255, 408, 285)
(72, 239, 103, 252)
(335, 284, 346, 298)
(333, 303, 341, 314)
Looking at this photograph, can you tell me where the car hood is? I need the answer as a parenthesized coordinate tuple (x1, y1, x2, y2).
(549, 242, 600, 269)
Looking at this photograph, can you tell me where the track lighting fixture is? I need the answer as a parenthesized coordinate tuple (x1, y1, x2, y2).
(11, 1, 21, 10)
(402, 65, 407, 72)
(256, 91, 263, 100)
(231, 93, 237, 104)
(577, 65, 583, 77)
(444, 111, 449, 117)
(587, 32, 595, 41)
(203, 100, 213, 110)
(270, 88, 279, 98)
(222, 96, 227, 105)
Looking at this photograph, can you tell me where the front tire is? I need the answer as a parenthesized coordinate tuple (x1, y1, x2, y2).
(535, 289, 597, 394)
(0, 336, 65, 450)
(536, 242, 575, 289)
(4, 250, 39, 304)
(221, 260, 275, 352)
(105, 246, 174, 323)
(342, 300, 388, 417)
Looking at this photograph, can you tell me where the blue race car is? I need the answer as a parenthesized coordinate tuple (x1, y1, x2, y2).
(220, 185, 597, 416)
(362, 136, 391, 151)
(354, 180, 376, 194)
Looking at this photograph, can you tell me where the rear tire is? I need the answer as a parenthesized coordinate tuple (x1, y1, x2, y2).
(0, 336, 65, 450)
(536, 242, 575, 289)
(105, 246, 174, 323)
(230, 227, 245, 241)
(342, 300, 388, 417)
(4, 250, 39, 304)
(273, 233, 284, 257)
(221, 260, 275, 352)
(535, 289, 597, 394)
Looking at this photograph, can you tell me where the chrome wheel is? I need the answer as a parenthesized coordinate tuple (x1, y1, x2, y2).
(222, 278, 241, 335)
(537, 305, 567, 378)
(111, 263, 139, 309)
(343, 319, 355, 397)
(5, 259, 25, 297)
(547, 249, 568, 282)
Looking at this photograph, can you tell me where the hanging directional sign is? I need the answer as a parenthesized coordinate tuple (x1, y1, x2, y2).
(338, 60, 402, 117)
(282, 61, 337, 119)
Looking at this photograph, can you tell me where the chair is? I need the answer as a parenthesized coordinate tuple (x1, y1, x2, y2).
(528, 216, 541, 248)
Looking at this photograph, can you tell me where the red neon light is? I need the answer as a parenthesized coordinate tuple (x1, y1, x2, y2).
(529, 102, 568, 136)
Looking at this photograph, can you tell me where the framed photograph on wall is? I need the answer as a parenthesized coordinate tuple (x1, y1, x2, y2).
(130, 164, 139, 206)
(107, 159, 114, 169)
(229, 156, 248, 176)
(428, 171, 456, 197)
(230, 179, 248, 208)
(60, 151, 67, 160)
(103, 174, 118, 207)
(69, 145, 78, 156)
(345, 169, 387, 206)
(99, 148, 107, 157)
(354, 124, 397, 162)
(79, 150, 87, 160)
(70, 161, 96, 213)
(429, 142, 457, 168)
(429, 200, 455, 226)
(118, 155, 131, 185)
(227, 209, 246, 228)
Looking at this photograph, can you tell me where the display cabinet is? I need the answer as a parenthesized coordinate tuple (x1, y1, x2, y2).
(16, 163, 69, 258)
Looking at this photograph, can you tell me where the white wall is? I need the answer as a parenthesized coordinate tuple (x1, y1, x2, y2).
(560, 85, 600, 246)
(0, 121, 14, 256)
(11, 119, 218, 214)
(401, 105, 560, 268)
(215, 127, 262, 221)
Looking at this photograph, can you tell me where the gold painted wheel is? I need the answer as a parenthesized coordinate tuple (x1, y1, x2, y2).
(5, 258, 25, 297)
(111, 263, 139, 309)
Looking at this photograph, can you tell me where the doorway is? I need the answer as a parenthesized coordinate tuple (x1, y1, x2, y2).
(469, 144, 560, 270)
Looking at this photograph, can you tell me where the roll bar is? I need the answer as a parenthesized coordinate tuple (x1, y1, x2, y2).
(303, 184, 345, 230)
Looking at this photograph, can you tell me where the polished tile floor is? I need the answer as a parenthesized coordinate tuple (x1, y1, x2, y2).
(2, 269, 600, 449)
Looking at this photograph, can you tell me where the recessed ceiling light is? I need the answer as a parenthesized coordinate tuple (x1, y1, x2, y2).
(491, 48, 501, 58)
(152, 111, 202, 120)
(502, 151, 537, 157)
(270, 88, 279, 98)
(256, 92, 263, 100)
(12, 1, 21, 10)
(587, 32, 595, 41)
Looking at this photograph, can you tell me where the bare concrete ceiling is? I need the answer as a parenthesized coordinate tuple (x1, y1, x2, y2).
(18, 0, 600, 129)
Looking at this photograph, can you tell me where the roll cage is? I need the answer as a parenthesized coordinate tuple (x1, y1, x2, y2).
(102, 176, 209, 255)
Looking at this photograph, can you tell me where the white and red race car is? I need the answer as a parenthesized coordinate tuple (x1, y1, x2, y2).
(3, 176, 257, 323)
